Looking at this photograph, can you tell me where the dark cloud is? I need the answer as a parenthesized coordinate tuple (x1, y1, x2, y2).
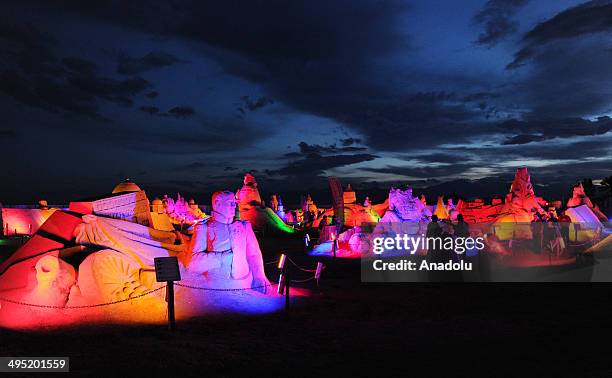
(117, 51, 180, 74)
(361, 163, 474, 178)
(501, 134, 547, 145)
(517, 139, 612, 161)
(75, 118, 266, 154)
(529, 158, 612, 181)
(284, 141, 368, 157)
(0, 22, 58, 75)
(139, 105, 160, 115)
(167, 179, 206, 187)
(448, 141, 604, 162)
(512, 34, 612, 118)
(224, 166, 238, 171)
(332, 93, 491, 151)
(168, 106, 195, 118)
(270, 153, 378, 177)
(62, 57, 97, 75)
(340, 137, 361, 146)
(409, 153, 468, 164)
(0, 69, 104, 120)
(37, 1, 444, 152)
(0, 22, 152, 120)
(138, 105, 195, 118)
(0, 129, 18, 139)
(509, 1, 612, 68)
(68, 75, 149, 107)
(499, 116, 612, 140)
(183, 162, 208, 169)
(473, 0, 529, 47)
(172, 161, 223, 173)
(237, 96, 273, 114)
(2, 1, 611, 200)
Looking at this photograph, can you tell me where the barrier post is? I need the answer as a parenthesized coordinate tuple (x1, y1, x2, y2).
(277, 254, 290, 315)
(166, 281, 176, 331)
(303, 233, 310, 252)
(332, 234, 337, 259)
(285, 265, 290, 314)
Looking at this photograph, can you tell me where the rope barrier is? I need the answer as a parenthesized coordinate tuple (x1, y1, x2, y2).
(290, 277, 316, 284)
(0, 286, 166, 309)
(175, 282, 274, 292)
(287, 257, 317, 273)
(0, 255, 323, 309)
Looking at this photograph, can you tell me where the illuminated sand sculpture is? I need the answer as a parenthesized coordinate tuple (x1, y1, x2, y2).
(567, 183, 608, 222)
(433, 196, 450, 220)
(236, 173, 295, 234)
(311, 168, 608, 264)
(312, 184, 382, 229)
(0, 184, 298, 329)
(311, 186, 420, 258)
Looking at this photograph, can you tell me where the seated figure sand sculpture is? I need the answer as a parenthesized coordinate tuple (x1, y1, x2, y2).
(184, 190, 270, 293)
(567, 183, 608, 221)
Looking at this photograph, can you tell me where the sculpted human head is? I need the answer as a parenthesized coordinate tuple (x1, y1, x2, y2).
(572, 183, 585, 198)
(212, 190, 237, 220)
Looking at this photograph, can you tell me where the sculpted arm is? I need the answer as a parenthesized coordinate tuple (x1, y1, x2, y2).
(244, 222, 270, 292)
(186, 222, 220, 273)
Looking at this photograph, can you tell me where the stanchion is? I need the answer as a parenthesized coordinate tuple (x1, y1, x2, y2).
(277, 254, 290, 315)
(285, 265, 290, 314)
(303, 233, 310, 252)
(331, 233, 337, 259)
(166, 281, 176, 331)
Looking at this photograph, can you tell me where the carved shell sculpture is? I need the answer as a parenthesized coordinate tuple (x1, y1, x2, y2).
(77, 250, 154, 302)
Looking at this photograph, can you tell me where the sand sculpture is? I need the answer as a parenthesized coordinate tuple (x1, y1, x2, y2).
(567, 183, 608, 221)
(236, 173, 294, 233)
(0, 188, 281, 329)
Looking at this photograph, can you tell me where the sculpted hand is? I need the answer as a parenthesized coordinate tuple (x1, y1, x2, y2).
(251, 276, 269, 294)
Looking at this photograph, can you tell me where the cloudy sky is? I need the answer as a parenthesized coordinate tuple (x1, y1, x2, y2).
(0, 0, 611, 203)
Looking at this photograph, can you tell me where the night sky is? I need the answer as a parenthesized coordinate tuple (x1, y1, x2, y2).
(1, 1, 611, 204)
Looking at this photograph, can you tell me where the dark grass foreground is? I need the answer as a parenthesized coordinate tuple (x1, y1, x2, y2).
(1, 237, 612, 376)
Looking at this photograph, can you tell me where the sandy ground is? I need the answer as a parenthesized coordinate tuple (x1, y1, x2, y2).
(1, 236, 612, 376)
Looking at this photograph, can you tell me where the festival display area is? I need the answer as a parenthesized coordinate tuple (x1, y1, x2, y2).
(0, 169, 610, 328)
(308, 168, 609, 267)
(0, 184, 312, 330)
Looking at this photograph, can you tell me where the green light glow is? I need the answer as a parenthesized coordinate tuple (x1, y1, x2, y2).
(265, 208, 296, 233)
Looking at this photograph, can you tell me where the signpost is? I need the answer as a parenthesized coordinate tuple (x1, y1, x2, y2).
(154, 256, 181, 331)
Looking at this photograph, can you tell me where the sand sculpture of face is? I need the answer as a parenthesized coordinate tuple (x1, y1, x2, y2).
(243, 173, 257, 187)
(212, 191, 237, 220)
(572, 183, 585, 198)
